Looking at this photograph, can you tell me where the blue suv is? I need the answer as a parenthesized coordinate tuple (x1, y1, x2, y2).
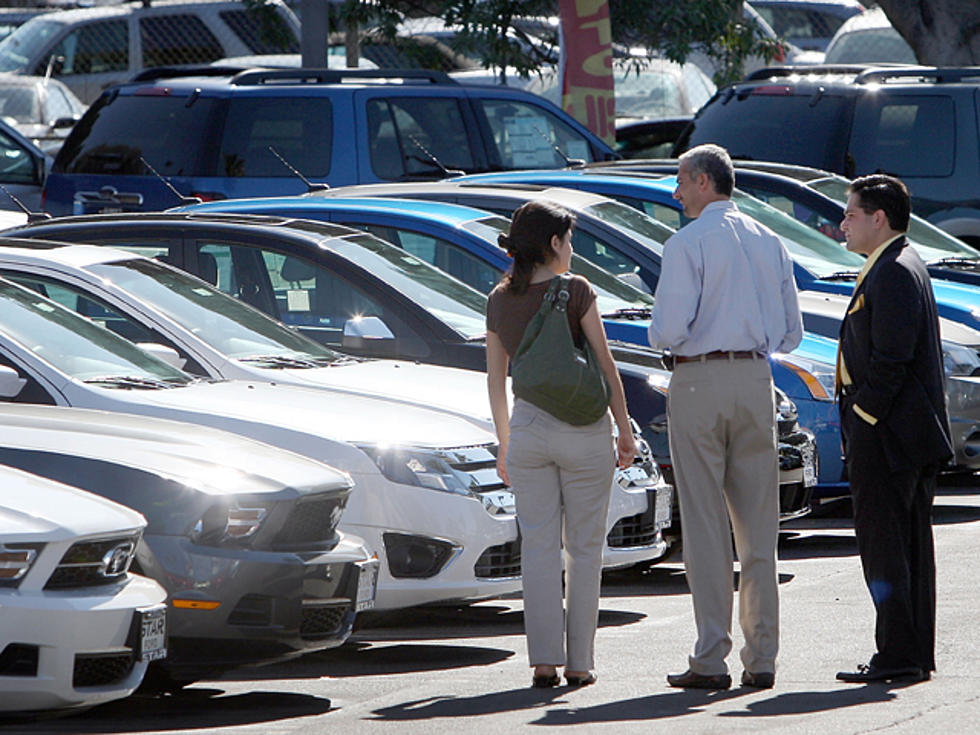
(42, 67, 617, 216)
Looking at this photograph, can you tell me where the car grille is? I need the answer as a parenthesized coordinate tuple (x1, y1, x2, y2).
(607, 504, 659, 549)
(73, 652, 134, 688)
(474, 539, 521, 578)
(300, 602, 350, 640)
(45, 533, 140, 590)
(269, 495, 346, 549)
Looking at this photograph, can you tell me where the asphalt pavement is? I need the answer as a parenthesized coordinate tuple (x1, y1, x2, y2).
(4, 483, 979, 735)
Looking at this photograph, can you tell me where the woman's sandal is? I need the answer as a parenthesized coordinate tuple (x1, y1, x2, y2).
(532, 672, 561, 688)
(565, 671, 598, 687)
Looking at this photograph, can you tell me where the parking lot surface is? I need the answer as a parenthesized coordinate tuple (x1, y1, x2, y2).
(4, 484, 979, 735)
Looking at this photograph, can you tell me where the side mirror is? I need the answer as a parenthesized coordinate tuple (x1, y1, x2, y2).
(136, 343, 186, 369)
(52, 115, 79, 130)
(0, 365, 26, 398)
(341, 315, 394, 351)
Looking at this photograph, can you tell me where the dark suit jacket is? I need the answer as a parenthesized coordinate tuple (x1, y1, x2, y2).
(838, 236, 952, 472)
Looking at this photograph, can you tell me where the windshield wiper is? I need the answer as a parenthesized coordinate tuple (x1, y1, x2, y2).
(83, 375, 178, 389)
(927, 257, 980, 269)
(602, 307, 652, 320)
(238, 354, 323, 369)
(819, 270, 860, 281)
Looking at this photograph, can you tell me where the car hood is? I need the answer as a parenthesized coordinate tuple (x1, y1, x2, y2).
(0, 465, 145, 542)
(0, 404, 353, 497)
(88, 379, 497, 449)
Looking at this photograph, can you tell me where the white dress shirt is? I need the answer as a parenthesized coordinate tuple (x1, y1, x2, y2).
(648, 199, 803, 356)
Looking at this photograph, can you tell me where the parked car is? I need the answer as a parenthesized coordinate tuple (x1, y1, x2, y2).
(0, 402, 375, 688)
(823, 5, 915, 64)
(0, 274, 526, 611)
(673, 64, 980, 246)
(163, 195, 815, 514)
(0, 7, 50, 44)
(0, 115, 50, 213)
(0, 464, 166, 713)
(0, 73, 86, 154)
(749, 0, 866, 52)
(0, 213, 681, 560)
(615, 116, 693, 160)
(40, 65, 618, 216)
(0, 0, 301, 104)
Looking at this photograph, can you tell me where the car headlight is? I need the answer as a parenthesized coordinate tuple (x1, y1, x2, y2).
(359, 445, 480, 496)
(0, 543, 42, 588)
(190, 502, 268, 546)
(942, 340, 980, 377)
(773, 354, 835, 401)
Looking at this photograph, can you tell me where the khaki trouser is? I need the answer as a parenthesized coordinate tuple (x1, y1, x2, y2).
(506, 399, 615, 671)
(667, 357, 780, 676)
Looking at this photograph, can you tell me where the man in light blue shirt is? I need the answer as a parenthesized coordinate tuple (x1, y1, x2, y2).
(649, 144, 802, 691)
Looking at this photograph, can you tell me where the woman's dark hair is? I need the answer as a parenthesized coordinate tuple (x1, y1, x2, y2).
(498, 200, 575, 294)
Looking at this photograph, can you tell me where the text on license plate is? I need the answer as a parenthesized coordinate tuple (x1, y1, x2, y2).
(803, 447, 817, 487)
(356, 562, 378, 612)
(654, 485, 673, 528)
(138, 606, 167, 662)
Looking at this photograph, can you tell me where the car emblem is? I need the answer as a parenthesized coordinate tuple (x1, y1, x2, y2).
(100, 542, 135, 578)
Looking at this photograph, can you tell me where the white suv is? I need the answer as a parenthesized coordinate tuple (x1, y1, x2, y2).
(0, 466, 166, 713)
(0, 0, 300, 104)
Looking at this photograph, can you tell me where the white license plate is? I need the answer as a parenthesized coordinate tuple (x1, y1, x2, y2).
(138, 606, 167, 662)
(654, 485, 673, 528)
(803, 446, 817, 487)
(356, 561, 378, 612)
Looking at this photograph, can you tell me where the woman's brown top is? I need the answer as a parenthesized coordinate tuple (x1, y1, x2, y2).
(486, 274, 597, 358)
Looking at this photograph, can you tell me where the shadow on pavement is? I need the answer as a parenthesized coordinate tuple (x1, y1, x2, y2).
(601, 564, 690, 596)
(368, 686, 586, 721)
(531, 687, 754, 725)
(717, 681, 920, 717)
(0, 690, 334, 734)
(778, 532, 858, 560)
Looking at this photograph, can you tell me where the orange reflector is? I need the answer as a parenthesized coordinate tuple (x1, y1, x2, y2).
(172, 599, 221, 610)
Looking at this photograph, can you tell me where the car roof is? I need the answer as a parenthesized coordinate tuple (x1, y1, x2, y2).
(322, 181, 620, 210)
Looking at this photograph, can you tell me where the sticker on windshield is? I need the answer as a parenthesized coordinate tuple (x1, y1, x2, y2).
(287, 289, 311, 312)
(504, 116, 556, 167)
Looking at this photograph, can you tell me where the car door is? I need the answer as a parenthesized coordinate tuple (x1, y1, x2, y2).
(0, 120, 47, 212)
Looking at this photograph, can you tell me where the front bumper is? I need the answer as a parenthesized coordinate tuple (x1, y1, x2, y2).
(140, 533, 374, 679)
(0, 575, 165, 713)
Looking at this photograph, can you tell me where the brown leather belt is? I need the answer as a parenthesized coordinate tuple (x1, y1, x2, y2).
(674, 350, 765, 364)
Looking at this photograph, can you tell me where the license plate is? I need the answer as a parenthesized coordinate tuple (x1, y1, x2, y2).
(356, 561, 378, 612)
(803, 446, 817, 487)
(617, 465, 649, 489)
(137, 606, 167, 662)
(654, 485, 673, 528)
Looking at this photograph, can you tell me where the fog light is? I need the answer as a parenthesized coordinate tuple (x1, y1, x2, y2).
(383, 532, 458, 578)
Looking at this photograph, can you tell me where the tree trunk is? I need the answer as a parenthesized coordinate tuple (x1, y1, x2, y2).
(877, 0, 980, 65)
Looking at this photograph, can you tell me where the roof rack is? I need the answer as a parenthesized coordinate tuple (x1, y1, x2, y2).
(745, 64, 889, 81)
(854, 67, 980, 84)
(130, 65, 250, 83)
(230, 68, 457, 86)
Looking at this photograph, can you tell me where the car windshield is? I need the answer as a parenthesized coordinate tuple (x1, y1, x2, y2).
(730, 190, 865, 277)
(581, 200, 671, 255)
(85, 258, 348, 363)
(332, 233, 488, 338)
(463, 215, 654, 313)
(808, 176, 980, 264)
(0, 19, 61, 72)
(0, 278, 191, 385)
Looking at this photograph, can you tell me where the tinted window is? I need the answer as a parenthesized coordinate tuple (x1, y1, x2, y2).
(45, 19, 128, 75)
(366, 97, 474, 179)
(219, 9, 299, 54)
(0, 127, 38, 184)
(478, 98, 595, 169)
(679, 91, 852, 172)
(55, 95, 223, 175)
(850, 95, 955, 177)
(219, 97, 332, 177)
(140, 15, 222, 67)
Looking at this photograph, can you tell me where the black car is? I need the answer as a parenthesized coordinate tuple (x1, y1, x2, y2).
(674, 65, 980, 248)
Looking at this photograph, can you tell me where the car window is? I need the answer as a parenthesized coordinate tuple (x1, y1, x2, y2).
(354, 222, 501, 295)
(738, 185, 845, 241)
(219, 97, 332, 177)
(46, 20, 128, 75)
(366, 97, 474, 179)
(0, 127, 38, 184)
(824, 28, 917, 64)
(55, 95, 223, 176)
(850, 96, 955, 178)
(0, 86, 37, 123)
(0, 19, 62, 73)
(477, 98, 595, 168)
(44, 84, 76, 121)
(140, 15, 223, 68)
(219, 8, 299, 54)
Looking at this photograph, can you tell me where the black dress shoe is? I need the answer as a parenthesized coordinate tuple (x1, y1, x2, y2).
(741, 670, 775, 689)
(667, 669, 732, 690)
(836, 663, 928, 683)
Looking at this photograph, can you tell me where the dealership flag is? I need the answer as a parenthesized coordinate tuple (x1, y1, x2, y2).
(558, 0, 615, 145)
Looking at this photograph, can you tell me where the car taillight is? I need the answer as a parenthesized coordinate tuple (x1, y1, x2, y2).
(190, 191, 227, 202)
(751, 85, 794, 96)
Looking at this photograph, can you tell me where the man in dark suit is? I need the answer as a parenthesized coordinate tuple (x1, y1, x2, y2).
(835, 174, 952, 684)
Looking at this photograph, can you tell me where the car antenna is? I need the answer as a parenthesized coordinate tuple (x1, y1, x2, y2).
(0, 183, 52, 224)
(406, 134, 465, 178)
(267, 146, 330, 193)
(139, 156, 202, 206)
(531, 123, 586, 168)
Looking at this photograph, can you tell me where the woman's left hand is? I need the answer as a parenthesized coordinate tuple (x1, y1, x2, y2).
(616, 431, 637, 469)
